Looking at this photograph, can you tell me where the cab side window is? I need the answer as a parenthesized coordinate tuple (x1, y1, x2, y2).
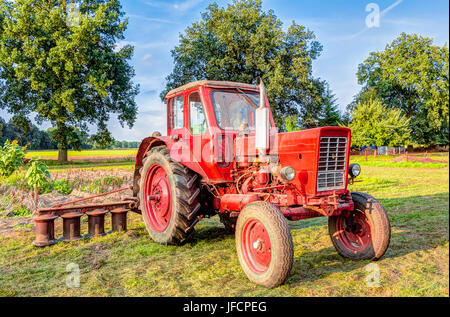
(189, 92, 207, 135)
(170, 95, 184, 129)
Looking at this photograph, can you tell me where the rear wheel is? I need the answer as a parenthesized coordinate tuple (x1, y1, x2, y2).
(328, 192, 391, 260)
(235, 201, 293, 288)
(138, 146, 201, 245)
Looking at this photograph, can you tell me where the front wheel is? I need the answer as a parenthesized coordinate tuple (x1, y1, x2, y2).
(328, 192, 391, 260)
(235, 201, 294, 288)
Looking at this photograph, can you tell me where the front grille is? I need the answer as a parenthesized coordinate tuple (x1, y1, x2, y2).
(317, 137, 348, 192)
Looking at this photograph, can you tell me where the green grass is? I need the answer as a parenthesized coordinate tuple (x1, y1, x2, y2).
(26, 149, 138, 158)
(0, 163, 448, 297)
(350, 153, 449, 169)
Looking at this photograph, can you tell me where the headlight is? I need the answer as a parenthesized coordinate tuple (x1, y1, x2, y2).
(349, 163, 361, 178)
(280, 166, 296, 182)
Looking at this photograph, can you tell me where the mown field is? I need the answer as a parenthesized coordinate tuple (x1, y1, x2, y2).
(26, 149, 138, 158)
(26, 149, 137, 172)
(0, 154, 448, 297)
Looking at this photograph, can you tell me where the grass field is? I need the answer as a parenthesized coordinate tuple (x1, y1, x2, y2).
(0, 155, 448, 297)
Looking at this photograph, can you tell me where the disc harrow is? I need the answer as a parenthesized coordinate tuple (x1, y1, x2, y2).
(32, 186, 140, 247)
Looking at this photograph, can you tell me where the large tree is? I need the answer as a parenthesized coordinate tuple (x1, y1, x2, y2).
(354, 33, 449, 146)
(161, 0, 326, 129)
(0, 0, 139, 162)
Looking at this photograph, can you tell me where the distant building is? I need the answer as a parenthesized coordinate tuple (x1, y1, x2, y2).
(360, 145, 377, 155)
(377, 146, 407, 155)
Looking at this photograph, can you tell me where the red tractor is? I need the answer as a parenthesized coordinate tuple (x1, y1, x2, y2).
(133, 79, 391, 288)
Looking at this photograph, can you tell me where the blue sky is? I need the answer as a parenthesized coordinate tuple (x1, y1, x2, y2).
(1, 0, 449, 141)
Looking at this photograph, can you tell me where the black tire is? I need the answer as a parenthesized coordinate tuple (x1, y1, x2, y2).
(328, 192, 391, 260)
(219, 213, 237, 233)
(235, 201, 294, 288)
(138, 146, 201, 245)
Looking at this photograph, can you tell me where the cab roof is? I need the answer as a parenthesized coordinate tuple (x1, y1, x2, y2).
(165, 80, 259, 99)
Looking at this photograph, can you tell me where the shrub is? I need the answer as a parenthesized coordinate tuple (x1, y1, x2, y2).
(52, 180, 73, 195)
(25, 160, 50, 208)
(348, 99, 411, 148)
(0, 140, 27, 177)
(10, 206, 32, 218)
(80, 176, 123, 194)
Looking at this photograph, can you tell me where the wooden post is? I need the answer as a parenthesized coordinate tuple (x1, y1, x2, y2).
(365, 148, 368, 161)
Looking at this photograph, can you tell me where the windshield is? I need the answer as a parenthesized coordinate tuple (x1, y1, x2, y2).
(210, 90, 259, 131)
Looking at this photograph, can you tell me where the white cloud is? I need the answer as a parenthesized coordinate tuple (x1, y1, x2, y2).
(115, 40, 170, 50)
(173, 0, 205, 11)
(335, 0, 404, 41)
(141, 53, 152, 62)
(114, 41, 135, 52)
(381, 0, 404, 18)
(144, 0, 206, 12)
(128, 14, 176, 24)
(383, 18, 422, 27)
(108, 94, 167, 141)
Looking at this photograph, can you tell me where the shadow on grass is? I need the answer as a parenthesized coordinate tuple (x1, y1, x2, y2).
(5, 193, 445, 292)
(287, 192, 448, 285)
(189, 226, 231, 245)
(181, 192, 448, 286)
(289, 229, 448, 285)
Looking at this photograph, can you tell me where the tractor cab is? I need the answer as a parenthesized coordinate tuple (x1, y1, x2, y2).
(165, 80, 275, 137)
(164, 80, 276, 182)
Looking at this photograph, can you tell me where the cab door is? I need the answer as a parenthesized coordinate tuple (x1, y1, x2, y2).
(167, 93, 192, 164)
(187, 90, 209, 166)
(167, 94, 185, 139)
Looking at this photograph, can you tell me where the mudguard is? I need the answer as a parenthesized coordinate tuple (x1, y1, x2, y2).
(133, 135, 210, 196)
(133, 136, 171, 196)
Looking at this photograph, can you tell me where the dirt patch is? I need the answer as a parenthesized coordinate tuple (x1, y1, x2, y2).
(89, 243, 111, 270)
(0, 217, 33, 237)
(391, 155, 448, 164)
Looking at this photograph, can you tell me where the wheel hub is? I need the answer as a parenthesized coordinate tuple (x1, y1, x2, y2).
(143, 164, 172, 232)
(253, 239, 262, 251)
(336, 210, 371, 252)
(242, 218, 272, 274)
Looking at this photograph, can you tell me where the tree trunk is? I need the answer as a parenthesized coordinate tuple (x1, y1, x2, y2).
(34, 187, 39, 211)
(58, 149, 68, 163)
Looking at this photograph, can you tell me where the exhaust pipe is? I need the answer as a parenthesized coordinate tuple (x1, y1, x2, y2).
(255, 77, 270, 156)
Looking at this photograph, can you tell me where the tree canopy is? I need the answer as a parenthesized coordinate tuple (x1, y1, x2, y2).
(354, 33, 449, 146)
(0, 0, 139, 161)
(161, 0, 330, 130)
(348, 98, 411, 148)
(318, 83, 342, 127)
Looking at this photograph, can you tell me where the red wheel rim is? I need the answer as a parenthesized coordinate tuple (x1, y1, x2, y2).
(143, 164, 172, 232)
(334, 210, 371, 252)
(241, 218, 272, 274)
